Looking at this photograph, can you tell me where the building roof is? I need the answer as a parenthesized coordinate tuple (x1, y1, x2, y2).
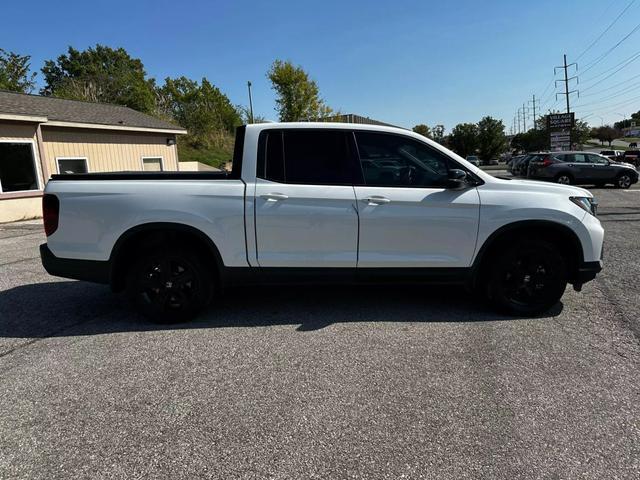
(0, 90, 186, 134)
(321, 113, 402, 129)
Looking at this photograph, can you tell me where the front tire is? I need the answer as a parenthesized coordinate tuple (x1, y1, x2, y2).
(555, 173, 573, 185)
(125, 247, 212, 323)
(615, 173, 632, 189)
(485, 240, 567, 315)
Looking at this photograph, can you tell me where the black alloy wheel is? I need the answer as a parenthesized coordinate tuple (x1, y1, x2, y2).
(486, 240, 567, 315)
(616, 173, 632, 189)
(126, 248, 211, 323)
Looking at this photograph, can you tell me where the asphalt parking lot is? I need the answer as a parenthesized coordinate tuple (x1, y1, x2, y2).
(1, 184, 639, 479)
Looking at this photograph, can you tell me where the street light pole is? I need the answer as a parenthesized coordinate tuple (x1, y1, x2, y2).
(247, 81, 254, 124)
(614, 112, 628, 136)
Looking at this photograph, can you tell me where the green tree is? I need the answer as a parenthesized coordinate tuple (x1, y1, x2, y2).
(477, 116, 507, 163)
(614, 111, 640, 130)
(511, 128, 547, 152)
(41, 45, 156, 113)
(267, 59, 333, 121)
(0, 49, 36, 93)
(431, 124, 446, 144)
(412, 124, 431, 138)
(238, 105, 267, 124)
(592, 126, 621, 147)
(156, 76, 241, 159)
(449, 123, 478, 158)
(572, 120, 591, 146)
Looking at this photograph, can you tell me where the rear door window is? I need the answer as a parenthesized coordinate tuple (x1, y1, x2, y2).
(569, 154, 588, 163)
(260, 130, 353, 185)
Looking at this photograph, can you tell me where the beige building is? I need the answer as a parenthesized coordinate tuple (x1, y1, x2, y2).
(0, 91, 187, 223)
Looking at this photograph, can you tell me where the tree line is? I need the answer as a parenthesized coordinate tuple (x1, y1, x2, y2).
(412, 117, 509, 163)
(0, 46, 334, 167)
(6, 45, 619, 166)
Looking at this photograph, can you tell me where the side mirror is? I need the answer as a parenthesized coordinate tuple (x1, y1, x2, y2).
(447, 169, 468, 189)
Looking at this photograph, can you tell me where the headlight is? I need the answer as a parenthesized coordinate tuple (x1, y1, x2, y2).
(570, 196, 598, 216)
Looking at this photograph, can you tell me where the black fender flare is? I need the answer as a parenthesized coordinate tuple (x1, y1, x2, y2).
(469, 220, 585, 287)
(108, 222, 225, 291)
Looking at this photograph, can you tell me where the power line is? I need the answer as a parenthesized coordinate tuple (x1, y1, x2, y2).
(580, 21, 640, 75)
(539, 77, 555, 100)
(582, 74, 640, 97)
(574, 82, 640, 108)
(580, 51, 640, 92)
(581, 49, 640, 84)
(575, 91, 640, 116)
(575, 0, 637, 61)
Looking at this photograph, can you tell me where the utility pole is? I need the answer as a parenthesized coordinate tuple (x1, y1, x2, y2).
(554, 54, 578, 114)
(247, 81, 254, 123)
(529, 94, 540, 129)
(516, 110, 522, 134)
(518, 105, 529, 132)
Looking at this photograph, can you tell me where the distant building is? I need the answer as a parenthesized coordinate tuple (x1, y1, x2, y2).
(0, 91, 187, 223)
(321, 113, 403, 129)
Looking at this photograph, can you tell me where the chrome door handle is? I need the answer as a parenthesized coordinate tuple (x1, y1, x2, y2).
(261, 192, 289, 201)
(364, 196, 391, 205)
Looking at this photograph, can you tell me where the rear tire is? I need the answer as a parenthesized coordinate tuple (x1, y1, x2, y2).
(615, 173, 632, 189)
(125, 247, 212, 323)
(485, 239, 567, 316)
(555, 173, 573, 185)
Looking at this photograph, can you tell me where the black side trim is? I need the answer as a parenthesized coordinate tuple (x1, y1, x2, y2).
(222, 267, 470, 287)
(51, 172, 231, 181)
(40, 244, 110, 284)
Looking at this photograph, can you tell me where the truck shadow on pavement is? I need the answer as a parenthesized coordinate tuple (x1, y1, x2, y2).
(0, 280, 563, 339)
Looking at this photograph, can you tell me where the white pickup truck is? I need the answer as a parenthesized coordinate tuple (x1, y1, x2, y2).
(40, 123, 604, 322)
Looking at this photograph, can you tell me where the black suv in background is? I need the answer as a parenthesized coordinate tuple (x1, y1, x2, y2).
(528, 151, 638, 188)
(512, 152, 548, 177)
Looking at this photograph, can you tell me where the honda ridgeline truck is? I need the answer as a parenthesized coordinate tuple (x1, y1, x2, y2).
(40, 123, 604, 322)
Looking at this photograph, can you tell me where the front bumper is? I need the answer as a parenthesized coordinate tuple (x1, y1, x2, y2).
(40, 243, 110, 284)
(574, 260, 602, 284)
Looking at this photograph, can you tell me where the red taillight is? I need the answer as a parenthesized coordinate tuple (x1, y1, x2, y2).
(42, 194, 59, 237)
(542, 156, 553, 168)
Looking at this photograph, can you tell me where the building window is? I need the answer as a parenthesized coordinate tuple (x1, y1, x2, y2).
(0, 142, 40, 193)
(57, 158, 88, 174)
(142, 157, 163, 171)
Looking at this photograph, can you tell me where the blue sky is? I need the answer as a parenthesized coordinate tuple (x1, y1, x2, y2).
(2, 0, 639, 131)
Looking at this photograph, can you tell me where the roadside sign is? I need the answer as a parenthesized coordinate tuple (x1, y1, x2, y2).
(550, 130, 571, 151)
(547, 113, 574, 130)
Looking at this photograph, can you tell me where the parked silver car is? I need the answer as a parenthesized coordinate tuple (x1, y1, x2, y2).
(528, 151, 638, 188)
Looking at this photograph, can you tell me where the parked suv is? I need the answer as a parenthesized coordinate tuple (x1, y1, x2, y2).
(516, 152, 548, 177)
(528, 151, 638, 188)
(510, 154, 533, 176)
